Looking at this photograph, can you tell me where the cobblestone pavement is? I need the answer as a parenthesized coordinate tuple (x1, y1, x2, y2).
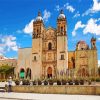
(0, 92, 100, 100)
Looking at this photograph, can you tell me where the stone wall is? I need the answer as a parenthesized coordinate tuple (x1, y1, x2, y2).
(11, 85, 100, 95)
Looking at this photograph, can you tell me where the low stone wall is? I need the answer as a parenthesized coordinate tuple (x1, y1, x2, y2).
(11, 85, 100, 95)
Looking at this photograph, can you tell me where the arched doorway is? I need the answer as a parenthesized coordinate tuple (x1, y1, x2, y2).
(77, 68, 89, 77)
(26, 68, 31, 79)
(47, 67, 52, 78)
(20, 68, 25, 79)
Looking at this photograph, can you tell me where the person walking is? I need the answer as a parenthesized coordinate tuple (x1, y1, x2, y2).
(8, 76, 12, 92)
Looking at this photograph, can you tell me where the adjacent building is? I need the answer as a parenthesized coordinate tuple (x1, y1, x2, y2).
(68, 38, 98, 78)
(0, 55, 17, 79)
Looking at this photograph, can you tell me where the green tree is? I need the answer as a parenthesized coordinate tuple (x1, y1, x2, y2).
(98, 67, 100, 76)
(0, 65, 14, 79)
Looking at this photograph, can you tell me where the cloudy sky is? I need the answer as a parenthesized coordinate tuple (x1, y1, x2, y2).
(0, 0, 100, 65)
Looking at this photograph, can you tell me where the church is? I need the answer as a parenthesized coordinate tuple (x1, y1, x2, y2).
(17, 10, 98, 80)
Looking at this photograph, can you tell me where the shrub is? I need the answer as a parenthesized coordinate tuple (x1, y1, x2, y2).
(57, 80, 61, 85)
(90, 77, 95, 82)
(0, 79, 7, 82)
(33, 80, 37, 85)
(22, 80, 30, 85)
(61, 79, 66, 85)
(88, 80, 91, 85)
(80, 80, 84, 85)
(74, 80, 79, 85)
(96, 78, 100, 82)
(15, 80, 20, 85)
(48, 80, 53, 85)
(37, 80, 42, 85)
(68, 80, 73, 85)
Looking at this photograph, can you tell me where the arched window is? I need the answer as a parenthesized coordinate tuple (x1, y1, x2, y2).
(20, 68, 25, 79)
(26, 68, 31, 79)
(61, 27, 63, 32)
(48, 42, 52, 50)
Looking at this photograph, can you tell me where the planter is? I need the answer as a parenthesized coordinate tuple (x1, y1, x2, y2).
(38, 80, 42, 85)
(68, 80, 73, 85)
(57, 80, 61, 85)
(88, 80, 91, 85)
(49, 80, 53, 85)
(61, 80, 66, 85)
(22, 80, 30, 85)
(74, 80, 79, 85)
(15, 80, 20, 85)
(33, 81, 37, 85)
(44, 80, 48, 85)
(80, 80, 84, 85)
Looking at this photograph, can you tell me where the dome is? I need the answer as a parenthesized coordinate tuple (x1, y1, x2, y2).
(76, 41, 89, 50)
(58, 14, 65, 19)
(58, 10, 66, 19)
(35, 11, 43, 21)
(36, 16, 43, 21)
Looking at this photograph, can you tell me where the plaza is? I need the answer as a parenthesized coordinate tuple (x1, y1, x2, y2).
(0, 92, 100, 100)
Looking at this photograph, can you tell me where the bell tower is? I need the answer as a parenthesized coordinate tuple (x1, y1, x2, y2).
(57, 10, 67, 36)
(32, 11, 44, 80)
(33, 11, 44, 39)
(90, 37, 98, 77)
(57, 10, 68, 79)
(91, 37, 96, 49)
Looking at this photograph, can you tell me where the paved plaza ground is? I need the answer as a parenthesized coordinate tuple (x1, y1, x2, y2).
(0, 92, 100, 100)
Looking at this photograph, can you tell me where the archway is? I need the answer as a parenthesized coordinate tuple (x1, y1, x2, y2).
(47, 67, 52, 78)
(26, 68, 31, 79)
(77, 68, 89, 77)
(20, 68, 25, 79)
(81, 68, 85, 77)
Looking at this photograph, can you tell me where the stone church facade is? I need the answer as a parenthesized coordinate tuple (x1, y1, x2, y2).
(68, 38, 98, 78)
(17, 11, 98, 80)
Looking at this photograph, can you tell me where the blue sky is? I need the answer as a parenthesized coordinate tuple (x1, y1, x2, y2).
(0, 0, 100, 65)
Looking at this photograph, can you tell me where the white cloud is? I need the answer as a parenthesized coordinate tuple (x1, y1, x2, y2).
(55, 5, 60, 11)
(43, 10, 51, 22)
(98, 38, 100, 40)
(23, 19, 34, 35)
(16, 30, 22, 34)
(55, 3, 75, 13)
(2, 35, 18, 51)
(98, 60, 100, 66)
(23, 10, 51, 34)
(72, 21, 85, 36)
(83, 18, 100, 35)
(73, 11, 80, 18)
(64, 3, 75, 13)
(82, 0, 100, 16)
(65, 3, 75, 13)
(0, 46, 5, 54)
(92, 0, 100, 12)
(0, 35, 18, 55)
(72, 18, 100, 36)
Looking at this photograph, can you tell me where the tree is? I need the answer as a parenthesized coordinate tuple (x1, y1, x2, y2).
(98, 67, 100, 76)
(0, 65, 14, 79)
